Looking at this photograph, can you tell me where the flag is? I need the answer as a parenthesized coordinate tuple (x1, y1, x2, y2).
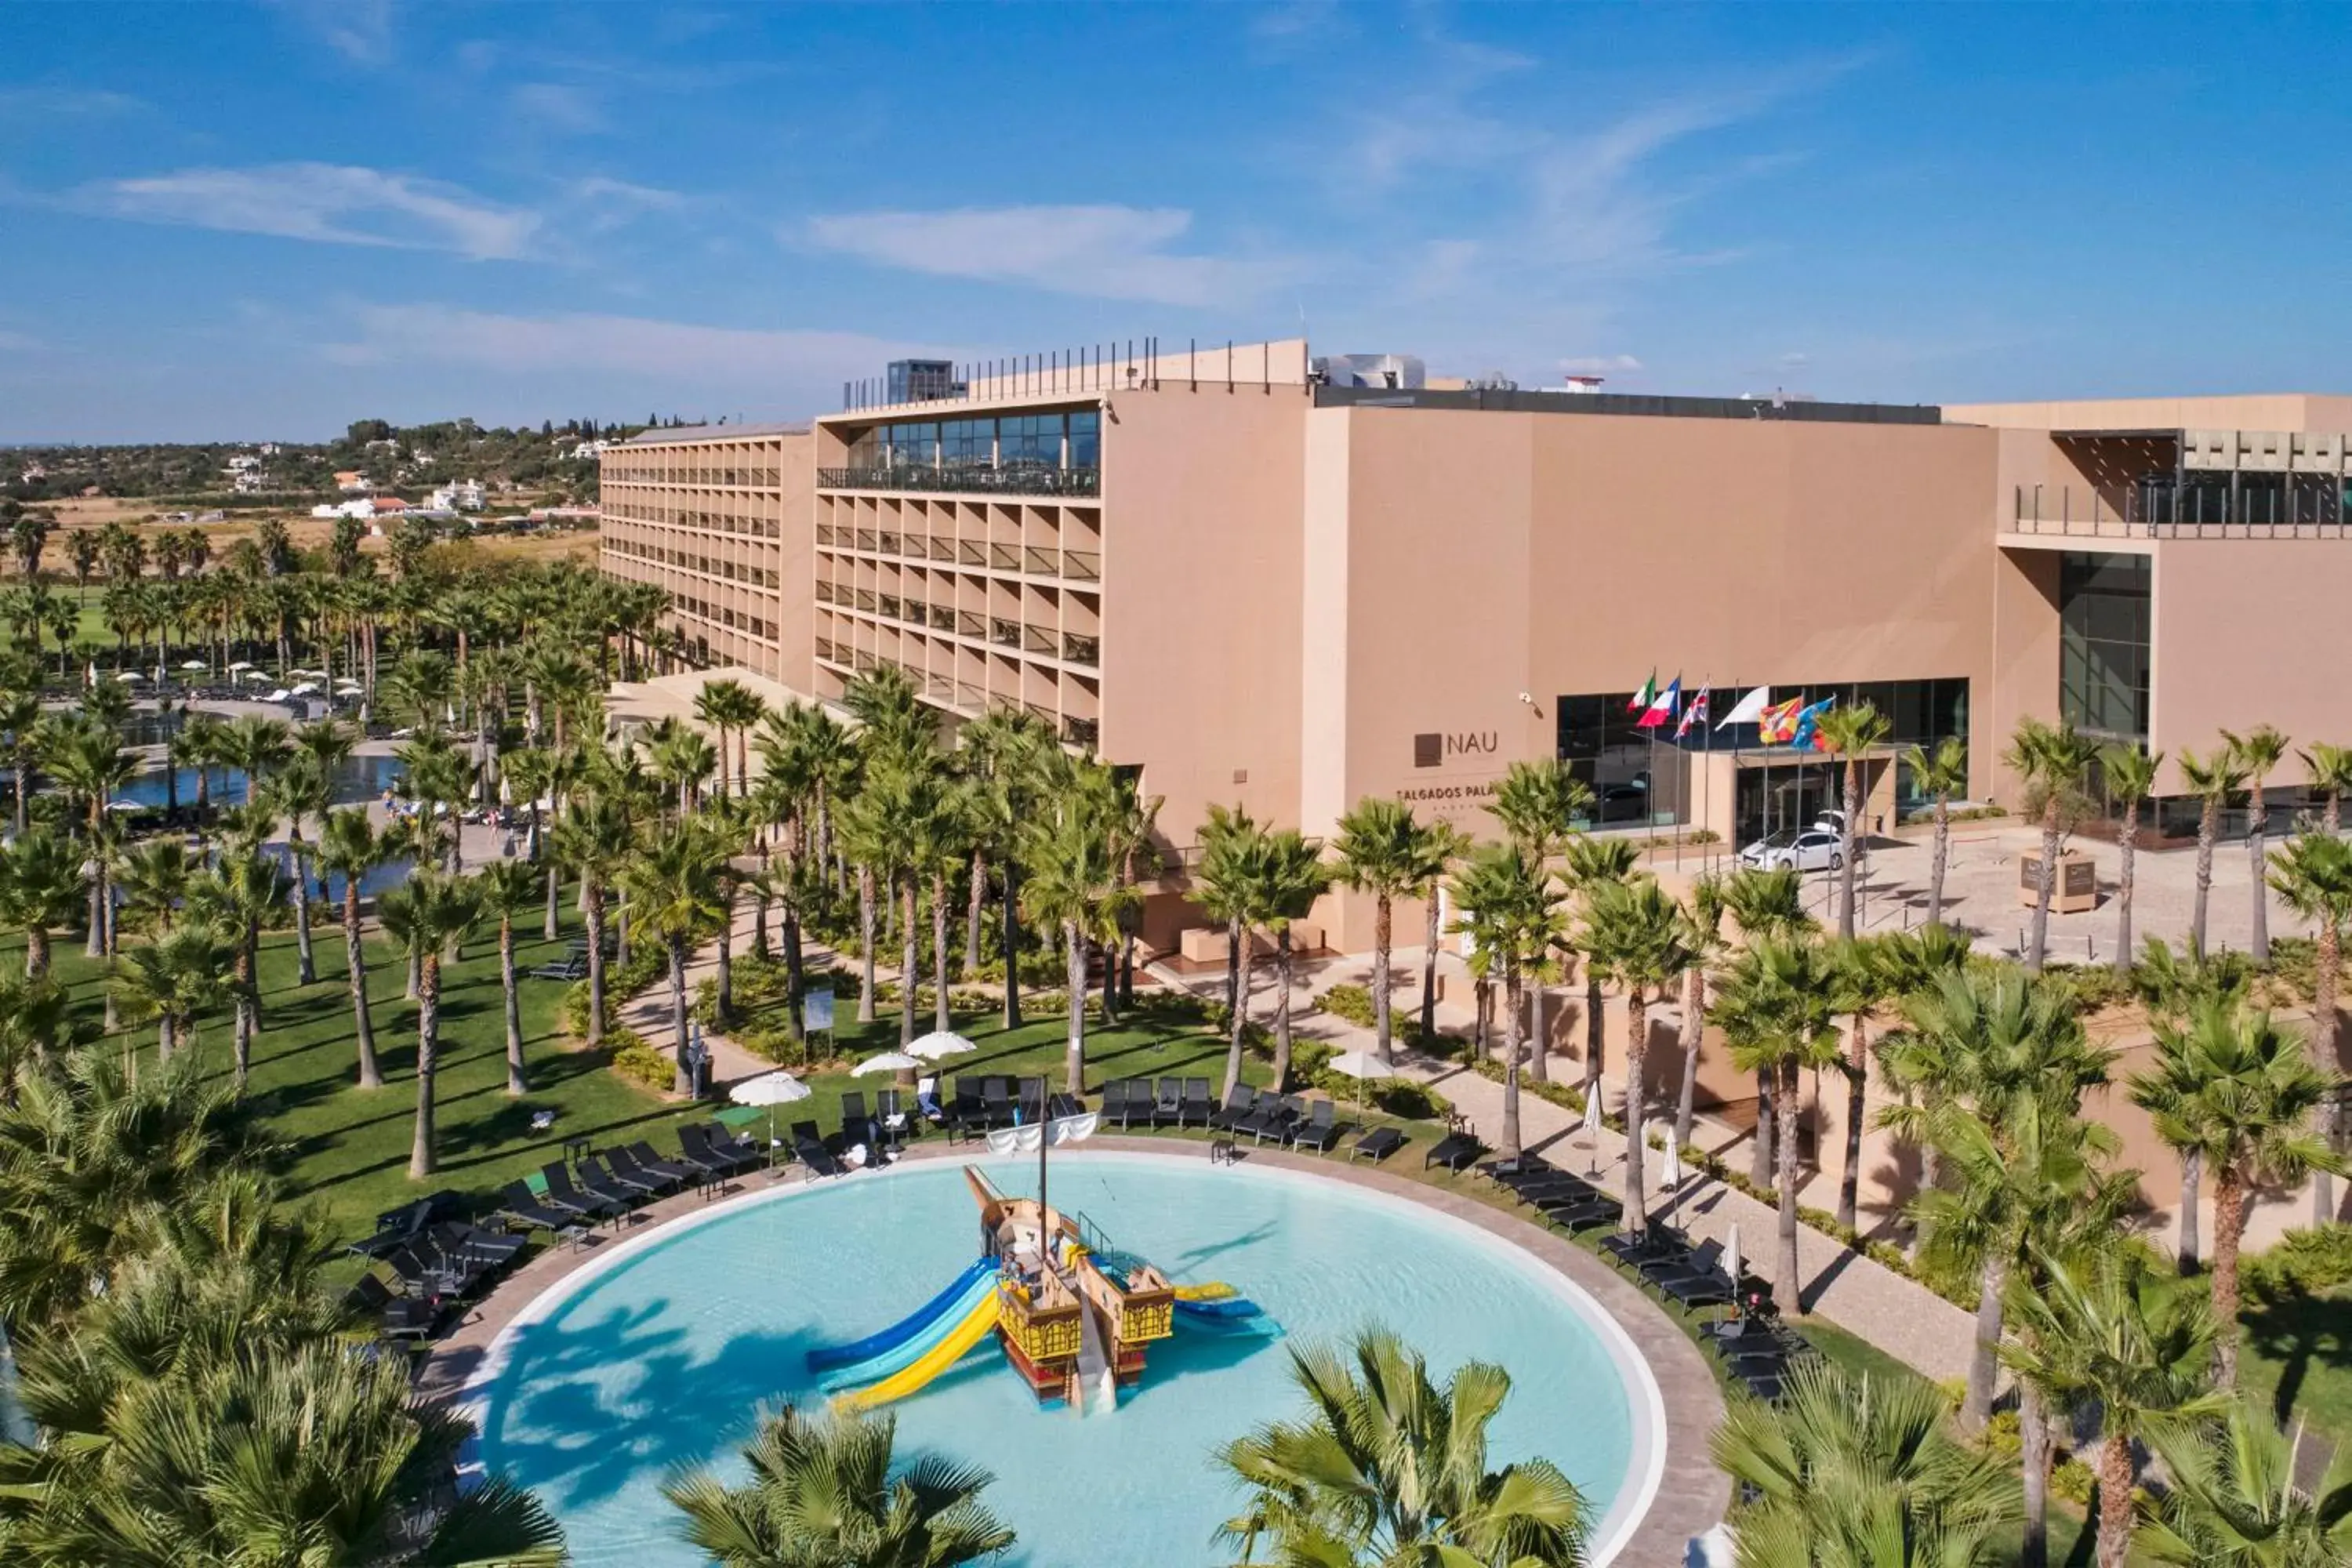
(1627, 671, 1657, 713)
(1758, 695, 1806, 744)
(1790, 696, 1838, 751)
(1636, 677, 1680, 729)
(1716, 685, 1771, 730)
(1675, 688, 1710, 739)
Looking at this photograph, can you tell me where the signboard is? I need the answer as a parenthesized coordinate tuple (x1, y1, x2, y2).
(804, 986, 836, 1033)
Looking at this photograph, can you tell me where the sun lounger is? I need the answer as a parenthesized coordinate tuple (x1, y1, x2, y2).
(619, 1142, 695, 1189)
(1291, 1100, 1341, 1153)
(528, 954, 587, 982)
(838, 1091, 873, 1149)
(540, 1161, 622, 1221)
(1099, 1078, 1131, 1123)
(426, 1221, 528, 1273)
(1349, 1126, 1406, 1163)
(1648, 1269, 1734, 1312)
(789, 1120, 844, 1177)
(702, 1121, 764, 1166)
(1543, 1200, 1624, 1232)
(569, 1156, 641, 1212)
(673, 1123, 740, 1177)
(585, 1150, 664, 1199)
(877, 1089, 911, 1148)
(1207, 1084, 1256, 1132)
(980, 1079, 1012, 1129)
(1153, 1078, 1183, 1125)
(1017, 1077, 1047, 1123)
(381, 1243, 470, 1301)
(1232, 1094, 1287, 1144)
(495, 1182, 576, 1234)
(1423, 1130, 1483, 1171)
(1181, 1078, 1213, 1127)
(349, 1271, 439, 1339)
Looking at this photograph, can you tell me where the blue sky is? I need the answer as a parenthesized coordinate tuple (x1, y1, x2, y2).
(4, 2, 2347, 441)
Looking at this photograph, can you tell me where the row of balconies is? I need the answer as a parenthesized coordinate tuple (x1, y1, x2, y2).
(810, 641, 1099, 747)
(811, 583, 1099, 666)
(815, 524, 1100, 581)
(818, 463, 1101, 499)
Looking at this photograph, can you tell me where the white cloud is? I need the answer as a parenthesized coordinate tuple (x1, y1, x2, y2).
(78, 163, 540, 260)
(326, 303, 939, 385)
(268, 0, 397, 66)
(0, 85, 146, 119)
(803, 204, 1295, 309)
(511, 82, 603, 135)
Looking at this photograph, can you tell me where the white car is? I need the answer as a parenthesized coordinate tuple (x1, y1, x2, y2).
(1739, 827, 1845, 873)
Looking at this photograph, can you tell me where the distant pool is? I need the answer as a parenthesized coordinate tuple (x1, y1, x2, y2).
(469, 1152, 1661, 1567)
(119, 753, 405, 810)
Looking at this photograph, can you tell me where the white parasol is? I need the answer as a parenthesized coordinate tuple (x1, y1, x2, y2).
(180, 659, 209, 672)
(115, 670, 143, 682)
(289, 682, 319, 695)
(728, 1069, 814, 1152)
(908, 1029, 975, 1061)
(227, 660, 254, 672)
(1724, 1221, 1744, 1296)
(1323, 1047, 1395, 1122)
(1660, 1137, 1683, 1191)
(851, 1051, 921, 1076)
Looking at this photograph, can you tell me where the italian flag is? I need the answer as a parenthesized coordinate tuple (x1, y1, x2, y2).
(1628, 672, 1658, 713)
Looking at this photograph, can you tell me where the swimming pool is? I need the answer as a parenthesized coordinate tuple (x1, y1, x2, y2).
(469, 1151, 1662, 1566)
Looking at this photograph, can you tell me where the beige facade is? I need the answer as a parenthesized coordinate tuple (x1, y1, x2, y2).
(601, 354, 2352, 946)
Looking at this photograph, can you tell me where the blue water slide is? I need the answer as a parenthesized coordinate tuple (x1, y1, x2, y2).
(805, 1258, 997, 1373)
(816, 1269, 1003, 1391)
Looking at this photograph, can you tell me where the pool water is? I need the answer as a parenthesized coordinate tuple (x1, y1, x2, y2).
(471, 1152, 1655, 1567)
(120, 753, 405, 810)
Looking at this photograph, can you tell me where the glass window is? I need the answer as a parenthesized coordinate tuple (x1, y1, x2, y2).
(1069, 409, 1100, 468)
(2057, 552, 2150, 742)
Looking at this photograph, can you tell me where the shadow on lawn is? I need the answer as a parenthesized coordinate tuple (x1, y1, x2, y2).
(2243, 1282, 2352, 1430)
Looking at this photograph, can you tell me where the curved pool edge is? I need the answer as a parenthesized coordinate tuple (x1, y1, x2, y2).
(434, 1137, 1727, 1566)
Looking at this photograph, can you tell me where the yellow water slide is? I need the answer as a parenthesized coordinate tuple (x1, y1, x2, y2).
(830, 1294, 1001, 1414)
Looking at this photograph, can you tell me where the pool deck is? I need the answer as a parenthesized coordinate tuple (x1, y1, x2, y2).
(418, 1136, 1730, 1565)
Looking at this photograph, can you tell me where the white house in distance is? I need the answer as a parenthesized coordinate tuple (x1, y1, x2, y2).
(429, 478, 486, 511)
(333, 470, 372, 494)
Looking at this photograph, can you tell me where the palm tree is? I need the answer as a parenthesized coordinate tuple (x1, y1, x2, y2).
(1332, 797, 1453, 1066)
(376, 867, 483, 1178)
(1256, 828, 1333, 1093)
(622, 822, 730, 1094)
(2299, 741, 2352, 835)
(1816, 701, 1892, 938)
(1562, 835, 1642, 1109)
(315, 805, 387, 1089)
(45, 722, 136, 958)
(1711, 1360, 2018, 1568)
(1901, 735, 1969, 929)
(1720, 866, 1815, 1188)
(1882, 965, 2117, 1431)
(111, 924, 234, 1066)
(1203, 808, 1268, 1102)
(2104, 743, 2163, 974)
(2138, 1401, 2352, 1566)
(1824, 934, 1897, 1235)
(1581, 876, 1697, 1231)
(550, 792, 633, 1047)
(697, 676, 767, 800)
(2002, 1245, 2231, 1568)
(665, 1403, 1013, 1568)
(2129, 996, 2343, 1387)
(2005, 717, 2100, 971)
(1493, 759, 1596, 1083)
(1712, 934, 1842, 1312)
(187, 854, 289, 1091)
(1018, 766, 1139, 1096)
(1218, 1327, 1587, 1566)
(478, 859, 543, 1096)
(949, 705, 1051, 1010)
(2268, 829, 2352, 1225)
(1671, 875, 1726, 1156)
(2181, 743, 2252, 956)
(0, 688, 38, 837)
(1449, 842, 1563, 1163)
(0, 828, 86, 980)
(2225, 725, 2290, 963)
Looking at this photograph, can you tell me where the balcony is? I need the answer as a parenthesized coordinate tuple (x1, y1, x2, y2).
(2011, 480, 2352, 539)
(1063, 632, 1100, 666)
(818, 463, 1101, 498)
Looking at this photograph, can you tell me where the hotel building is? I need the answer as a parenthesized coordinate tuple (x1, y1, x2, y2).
(599, 343, 2352, 947)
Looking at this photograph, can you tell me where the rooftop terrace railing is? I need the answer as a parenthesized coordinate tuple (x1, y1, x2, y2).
(818, 463, 1101, 498)
(2009, 481, 2352, 539)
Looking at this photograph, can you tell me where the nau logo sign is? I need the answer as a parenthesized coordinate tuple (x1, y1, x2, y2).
(1413, 731, 1498, 768)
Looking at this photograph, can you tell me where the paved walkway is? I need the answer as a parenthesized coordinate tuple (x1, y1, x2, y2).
(1167, 953, 1980, 1385)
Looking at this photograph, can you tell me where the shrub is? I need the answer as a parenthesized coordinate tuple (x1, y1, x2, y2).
(1318, 982, 1377, 1027)
(1370, 1078, 1448, 1120)
(1975, 1407, 2021, 1465)
(608, 1029, 673, 1091)
(2245, 1222, 2352, 1299)
(561, 945, 665, 1037)
(2049, 1456, 2095, 1507)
